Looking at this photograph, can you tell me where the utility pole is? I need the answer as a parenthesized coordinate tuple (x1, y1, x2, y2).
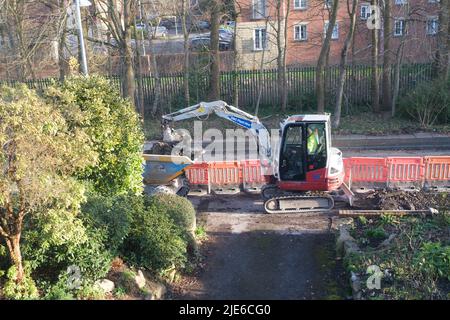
(75, 0, 88, 75)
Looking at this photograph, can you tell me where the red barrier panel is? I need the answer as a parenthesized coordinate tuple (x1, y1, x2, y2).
(241, 160, 265, 185)
(208, 161, 241, 186)
(186, 156, 449, 191)
(344, 157, 388, 183)
(185, 163, 209, 185)
(424, 156, 450, 182)
(387, 157, 424, 183)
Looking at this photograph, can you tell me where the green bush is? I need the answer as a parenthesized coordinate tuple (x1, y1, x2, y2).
(398, 78, 450, 127)
(146, 194, 196, 236)
(3, 265, 39, 300)
(0, 241, 8, 275)
(22, 211, 112, 287)
(123, 202, 188, 272)
(81, 193, 139, 254)
(414, 242, 450, 281)
(45, 75, 145, 196)
(43, 277, 75, 300)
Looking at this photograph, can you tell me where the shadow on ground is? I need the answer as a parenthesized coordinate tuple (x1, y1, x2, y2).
(173, 231, 350, 300)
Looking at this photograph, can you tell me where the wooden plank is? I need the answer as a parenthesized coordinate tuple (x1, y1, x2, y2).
(339, 208, 439, 217)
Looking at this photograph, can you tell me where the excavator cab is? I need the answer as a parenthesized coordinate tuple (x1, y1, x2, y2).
(274, 115, 344, 193)
(279, 120, 327, 182)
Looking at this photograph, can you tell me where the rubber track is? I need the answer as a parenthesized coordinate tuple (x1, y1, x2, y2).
(264, 194, 335, 214)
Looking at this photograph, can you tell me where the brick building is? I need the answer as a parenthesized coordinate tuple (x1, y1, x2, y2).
(235, 0, 441, 69)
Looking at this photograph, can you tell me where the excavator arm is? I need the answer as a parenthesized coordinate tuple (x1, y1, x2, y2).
(162, 100, 272, 160)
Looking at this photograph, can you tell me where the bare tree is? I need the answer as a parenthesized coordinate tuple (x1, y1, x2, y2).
(316, 0, 339, 113)
(273, 0, 290, 111)
(437, 0, 449, 79)
(95, 0, 137, 102)
(181, 0, 191, 106)
(370, 0, 380, 113)
(333, 0, 358, 128)
(208, 0, 222, 100)
(381, 0, 392, 112)
(0, 0, 64, 80)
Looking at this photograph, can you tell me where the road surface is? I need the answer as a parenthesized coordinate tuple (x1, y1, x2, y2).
(171, 195, 350, 300)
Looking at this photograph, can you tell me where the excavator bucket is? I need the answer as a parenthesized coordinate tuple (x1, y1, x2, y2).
(143, 154, 193, 185)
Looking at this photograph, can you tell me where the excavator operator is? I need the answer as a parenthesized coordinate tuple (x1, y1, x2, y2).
(307, 126, 320, 155)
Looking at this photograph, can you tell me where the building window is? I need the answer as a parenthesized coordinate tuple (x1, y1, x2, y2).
(294, 24, 307, 41)
(426, 17, 439, 35)
(294, 0, 307, 9)
(394, 19, 405, 36)
(252, 0, 267, 19)
(254, 28, 267, 51)
(395, 0, 407, 5)
(360, 5, 371, 20)
(324, 22, 339, 39)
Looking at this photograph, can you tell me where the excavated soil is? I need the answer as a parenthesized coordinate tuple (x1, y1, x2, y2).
(353, 190, 449, 211)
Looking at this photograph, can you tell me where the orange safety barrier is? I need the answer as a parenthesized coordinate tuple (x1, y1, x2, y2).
(387, 157, 424, 183)
(344, 157, 388, 183)
(424, 156, 450, 182)
(241, 160, 265, 185)
(208, 161, 241, 186)
(185, 163, 209, 185)
(185, 156, 450, 191)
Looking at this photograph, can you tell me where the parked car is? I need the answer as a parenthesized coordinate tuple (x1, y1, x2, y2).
(149, 26, 168, 39)
(190, 36, 232, 51)
(194, 20, 210, 31)
(160, 19, 175, 29)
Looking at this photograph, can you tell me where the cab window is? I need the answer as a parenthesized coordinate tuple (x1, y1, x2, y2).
(306, 123, 327, 170)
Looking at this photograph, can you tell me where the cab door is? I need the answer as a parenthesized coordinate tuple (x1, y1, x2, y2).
(279, 123, 306, 181)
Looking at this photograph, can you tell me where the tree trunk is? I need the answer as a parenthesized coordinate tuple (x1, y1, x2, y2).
(181, 0, 190, 106)
(5, 234, 24, 283)
(437, 0, 450, 80)
(232, 16, 240, 107)
(58, 0, 69, 82)
(150, 37, 161, 115)
(371, 0, 380, 113)
(316, 0, 339, 112)
(255, 18, 269, 116)
(122, 1, 135, 103)
(392, 43, 405, 117)
(133, 19, 144, 119)
(334, 0, 358, 129)
(382, 0, 392, 111)
(208, 0, 221, 100)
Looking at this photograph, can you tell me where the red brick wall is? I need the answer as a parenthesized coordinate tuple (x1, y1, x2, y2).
(236, 0, 440, 67)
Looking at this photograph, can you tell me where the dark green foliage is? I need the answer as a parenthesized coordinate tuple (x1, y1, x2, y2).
(146, 194, 196, 235)
(398, 77, 450, 127)
(81, 193, 138, 254)
(122, 200, 188, 272)
(414, 242, 450, 281)
(45, 75, 145, 196)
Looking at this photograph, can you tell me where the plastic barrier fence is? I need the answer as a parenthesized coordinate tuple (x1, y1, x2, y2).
(344, 157, 387, 183)
(184, 156, 450, 191)
(387, 157, 424, 186)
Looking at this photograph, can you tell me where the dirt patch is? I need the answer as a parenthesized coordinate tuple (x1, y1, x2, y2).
(353, 190, 449, 211)
(170, 232, 349, 300)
